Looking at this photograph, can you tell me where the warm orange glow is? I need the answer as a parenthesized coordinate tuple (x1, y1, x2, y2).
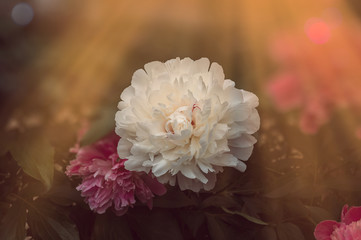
(2, 0, 361, 238)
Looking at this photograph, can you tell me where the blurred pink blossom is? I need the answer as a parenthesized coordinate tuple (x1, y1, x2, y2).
(66, 132, 167, 215)
(314, 205, 361, 240)
(268, 22, 361, 134)
(267, 73, 303, 111)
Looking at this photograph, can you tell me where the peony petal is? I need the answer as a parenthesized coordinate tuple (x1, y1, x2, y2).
(224, 88, 244, 107)
(152, 159, 170, 177)
(117, 101, 128, 110)
(341, 204, 349, 222)
(223, 79, 235, 89)
(180, 165, 197, 179)
(197, 75, 207, 92)
(228, 104, 252, 122)
(120, 86, 135, 103)
(234, 161, 247, 172)
(137, 119, 166, 137)
(209, 62, 225, 85)
(192, 58, 210, 73)
(314, 220, 340, 240)
(130, 139, 157, 155)
(130, 98, 151, 119)
(131, 69, 149, 93)
(114, 207, 129, 216)
(230, 145, 254, 161)
(228, 134, 257, 148)
(192, 166, 208, 183)
(203, 172, 218, 191)
(236, 109, 261, 134)
(226, 122, 243, 139)
(198, 160, 215, 173)
(212, 123, 229, 140)
(144, 61, 167, 77)
(241, 90, 259, 108)
(342, 206, 361, 225)
(117, 138, 132, 158)
(140, 174, 167, 196)
(180, 165, 208, 184)
(177, 174, 203, 192)
(124, 155, 149, 172)
(164, 57, 181, 73)
(156, 173, 176, 187)
(179, 57, 194, 74)
(210, 153, 238, 167)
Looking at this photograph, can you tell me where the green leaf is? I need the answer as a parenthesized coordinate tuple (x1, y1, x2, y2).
(201, 195, 239, 209)
(263, 175, 315, 199)
(0, 130, 18, 156)
(221, 207, 268, 226)
(324, 176, 361, 192)
(45, 185, 81, 206)
(206, 214, 242, 240)
(179, 210, 205, 237)
(26, 199, 79, 240)
(0, 200, 26, 240)
(283, 200, 309, 220)
(304, 206, 334, 225)
(10, 132, 54, 190)
(276, 222, 305, 240)
(128, 208, 183, 240)
(81, 108, 115, 146)
(0, 135, 9, 156)
(211, 168, 239, 193)
(91, 212, 132, 240)
(206, 215, 228, 240)
(254, 226, 278, 240)
(69, 206, 94, 240)
(44, 172, 82, 206)
(152, 188, 198, 208)
(45, 122, 78, 161)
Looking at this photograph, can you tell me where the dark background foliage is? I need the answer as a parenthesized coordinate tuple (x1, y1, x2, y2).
(1, 0, 361, 239)
(1, 104, 361, 240)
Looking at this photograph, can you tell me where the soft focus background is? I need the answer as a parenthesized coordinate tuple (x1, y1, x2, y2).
(2, 0, 361, 239)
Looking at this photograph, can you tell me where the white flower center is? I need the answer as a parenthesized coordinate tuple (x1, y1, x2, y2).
(165, 106, 194, 144)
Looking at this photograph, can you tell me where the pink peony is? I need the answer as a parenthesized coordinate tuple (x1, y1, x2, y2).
(268, 21, 361, 134)
(66, 132, 167, 215)
(314, 205, 361, 240)
(267, 73, 304, 111)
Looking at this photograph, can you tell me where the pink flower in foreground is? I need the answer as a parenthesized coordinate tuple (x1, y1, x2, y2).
(314, 205, 361, 240)
(66, 132, 167, 215)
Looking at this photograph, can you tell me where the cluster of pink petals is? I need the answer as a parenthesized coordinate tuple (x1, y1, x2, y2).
(314, 205, 361, 240)
(267, 22, 361, 134)
(66, 132, 167, 215)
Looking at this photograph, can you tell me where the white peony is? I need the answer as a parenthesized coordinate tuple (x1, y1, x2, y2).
(115, 57, 260, 192)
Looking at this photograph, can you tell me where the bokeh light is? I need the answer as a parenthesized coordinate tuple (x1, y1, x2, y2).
(305, 18, 331, 44)
(11, 3, 34, 26)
